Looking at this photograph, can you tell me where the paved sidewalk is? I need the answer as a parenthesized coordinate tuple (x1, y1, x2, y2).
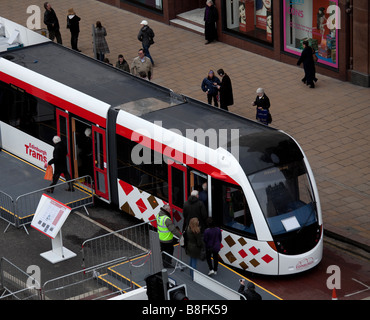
(1, 0, 370, 249)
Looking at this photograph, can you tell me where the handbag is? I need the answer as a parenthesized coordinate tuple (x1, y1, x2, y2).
(181, 229, 188, 248)
(312, 48, 318, 63)
(44, 165, 53, 181)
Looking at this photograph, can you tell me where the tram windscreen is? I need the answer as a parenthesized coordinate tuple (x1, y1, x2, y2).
(248, 160, 317, 235)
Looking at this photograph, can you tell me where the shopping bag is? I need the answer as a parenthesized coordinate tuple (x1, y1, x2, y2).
(44, 165, 53, 181)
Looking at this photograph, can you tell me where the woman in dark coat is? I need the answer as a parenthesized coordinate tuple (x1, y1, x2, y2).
(67, 8, 81, 51)
(216, 69, 233, 111)
(185, 217, 205, 278)
(252, 88, 271, 125)
(204, 0, 218, 44)
(297, 40, 317, 88)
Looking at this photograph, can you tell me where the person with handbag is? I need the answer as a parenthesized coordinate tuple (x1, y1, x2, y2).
(185, 217, 205, 278)
(45, 136, 74, 193)
(252, 88, 272, 125)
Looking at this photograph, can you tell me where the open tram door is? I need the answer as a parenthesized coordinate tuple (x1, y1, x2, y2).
(189, 170, 211, 217)
(168, 162, 187, 231)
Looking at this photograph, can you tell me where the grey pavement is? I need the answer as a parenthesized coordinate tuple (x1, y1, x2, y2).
(1, 0, 370, 250)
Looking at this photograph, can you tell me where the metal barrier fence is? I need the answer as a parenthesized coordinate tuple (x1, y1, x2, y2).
(1, 220, 156, 300)
(0, 190, 15, 231)
(160, 252, 246, 300)
(81, 220, 155, 269)
(0, 257, 41, 300)
(1, 218, 245, 300)
(41, 259, 131, 300)
(0, 176, 93, 233)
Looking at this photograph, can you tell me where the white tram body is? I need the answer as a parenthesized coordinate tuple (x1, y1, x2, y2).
(0, 22, 323, 275)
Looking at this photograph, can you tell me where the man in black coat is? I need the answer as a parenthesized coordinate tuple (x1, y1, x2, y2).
(297, 40, 317, 88)
(46, 136, 74, 193)
(182, 190, 208, 233)
(44, 2, 62, 44)
(216, 69, 234, 111)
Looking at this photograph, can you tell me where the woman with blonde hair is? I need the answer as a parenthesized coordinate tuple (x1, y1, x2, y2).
(185, 217, 205, 278)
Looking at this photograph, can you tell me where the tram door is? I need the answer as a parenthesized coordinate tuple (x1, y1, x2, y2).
(56, 109, 72, 177)
(168, 162, 187, 231)
(92, 126, 109, 200)
(190, 171, 210, 216)
(71, 118, 93, 182)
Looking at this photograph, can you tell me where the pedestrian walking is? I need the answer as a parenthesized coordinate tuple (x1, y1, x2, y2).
(238, 279, 262, 300)
(201, 70, 220, 107)
(182, 190, 208, 233)
(252, 88, 272, 125)
(94, 21, 110, 61)
(137, 20, 155, 65)
(156, 205, 182, 268)
(203, 218, 222, 276)
(216, 69, 233, 111)
(185, 217, 205, 278)
(204, 0, 218, 44)
(43, 2, 62, 44)
(45, 136, 74, 193)
(115, 54, 130, 72)
(297, 40, 318, 88)
(66, 8, 81, 52)
(130, 48, 153, 80)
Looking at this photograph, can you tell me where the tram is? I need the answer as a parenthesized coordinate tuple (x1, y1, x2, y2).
(0, 37, 323, 275)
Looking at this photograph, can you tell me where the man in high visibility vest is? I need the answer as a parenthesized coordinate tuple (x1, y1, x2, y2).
(157, 205, 182, 268)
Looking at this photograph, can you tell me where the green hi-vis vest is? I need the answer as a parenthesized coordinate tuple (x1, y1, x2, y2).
(157, 214, 173, 242)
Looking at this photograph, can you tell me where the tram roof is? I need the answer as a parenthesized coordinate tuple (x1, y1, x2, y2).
(0, 42, 303, 175)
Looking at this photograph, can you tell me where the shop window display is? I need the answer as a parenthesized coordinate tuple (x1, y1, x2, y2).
(283, 0, 339, 69)
(225, 0, 273, 44)
(122, 0, 163, 11)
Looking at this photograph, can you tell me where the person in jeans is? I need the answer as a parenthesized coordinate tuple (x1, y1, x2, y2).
(137, 20, 155, 65)
(203, 218, 222, 275)
(185, 217, 205, 278)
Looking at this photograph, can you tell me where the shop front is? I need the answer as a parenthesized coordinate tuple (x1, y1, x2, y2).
(98, 0, 369, 86)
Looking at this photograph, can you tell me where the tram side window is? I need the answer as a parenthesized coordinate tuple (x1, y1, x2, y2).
(212, 180, 256, 239)
(116, 135, 168, 201)
(0, 82, 57, 143)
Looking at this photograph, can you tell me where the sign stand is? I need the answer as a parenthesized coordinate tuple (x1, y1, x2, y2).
(40, 229, 76, 264)
(31, 194, 76, 264)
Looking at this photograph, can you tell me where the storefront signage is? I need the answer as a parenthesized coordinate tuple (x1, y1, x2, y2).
(283, 0, 339, 69)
